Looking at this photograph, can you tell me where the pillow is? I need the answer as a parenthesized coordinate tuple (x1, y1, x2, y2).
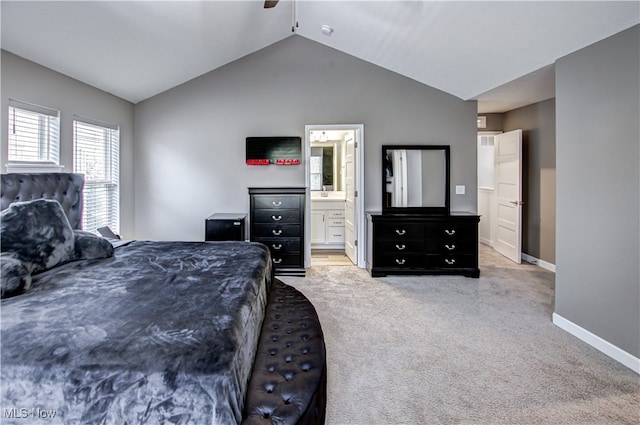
(73, 230, 114, 260)
(0, 252, 32, 298)
(0, 198, 75, 274)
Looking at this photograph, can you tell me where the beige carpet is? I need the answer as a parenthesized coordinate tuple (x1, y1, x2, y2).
(280, 245, 640, 425)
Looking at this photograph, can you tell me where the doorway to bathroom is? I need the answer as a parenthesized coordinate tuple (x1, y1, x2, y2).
(304, 124, 365, 268)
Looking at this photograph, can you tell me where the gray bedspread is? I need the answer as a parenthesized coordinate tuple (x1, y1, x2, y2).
(1, 240, 272, 425)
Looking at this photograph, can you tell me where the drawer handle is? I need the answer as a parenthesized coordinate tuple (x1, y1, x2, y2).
(395, 258, 406, 265)
(445, 244, 456, 251)
(271, 215, 282, 221)
(395, 229, 407, 236)
(272, 201, 282, 207)
(272, 229, 283, 236)
(445, 229, 456, 236)
(272, 243, 283, 250)
(273, 258, 283, 264)
(395, 244, 406, 251)
(445, 258, 456, 265)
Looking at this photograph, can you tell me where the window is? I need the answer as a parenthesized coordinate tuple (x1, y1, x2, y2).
(7, 100, 60, 164)
(73, 118, 120, 234)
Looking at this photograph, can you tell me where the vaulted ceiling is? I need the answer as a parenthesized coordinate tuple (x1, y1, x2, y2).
(2, 1, 638, 112)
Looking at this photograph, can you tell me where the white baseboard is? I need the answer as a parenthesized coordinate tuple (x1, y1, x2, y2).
(479, 237, 493, 246)
(552, 313, 640, 374)
(522, 253, 556, 273)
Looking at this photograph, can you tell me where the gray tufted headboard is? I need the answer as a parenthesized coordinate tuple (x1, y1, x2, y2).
(1, 173, 85, 229)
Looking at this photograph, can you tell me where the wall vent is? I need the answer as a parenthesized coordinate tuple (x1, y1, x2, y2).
(480, 135, 495, 146)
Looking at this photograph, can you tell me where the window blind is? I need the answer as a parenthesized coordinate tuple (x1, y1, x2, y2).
(73, 118, 120, 234)
(7, 100, 60, 164)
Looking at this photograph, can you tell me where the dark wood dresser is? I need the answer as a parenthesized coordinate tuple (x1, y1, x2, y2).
(367, 212, 480, 278)
(249, 187, 305, 276)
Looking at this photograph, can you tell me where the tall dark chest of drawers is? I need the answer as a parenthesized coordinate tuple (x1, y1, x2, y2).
(249, 187, 305, 276)
(367, 212, 480, 278)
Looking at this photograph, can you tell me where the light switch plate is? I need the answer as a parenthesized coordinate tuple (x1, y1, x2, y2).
(456, 185, 466, 195)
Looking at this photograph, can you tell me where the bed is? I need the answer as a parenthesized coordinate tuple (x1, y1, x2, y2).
(1, 173, 326, 425)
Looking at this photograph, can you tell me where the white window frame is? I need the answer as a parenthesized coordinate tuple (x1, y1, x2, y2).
(6, 99, 63, 173)
(72, 116, 120, 234)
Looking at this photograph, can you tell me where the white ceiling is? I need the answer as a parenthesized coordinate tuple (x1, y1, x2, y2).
(2, 1, 638, 112)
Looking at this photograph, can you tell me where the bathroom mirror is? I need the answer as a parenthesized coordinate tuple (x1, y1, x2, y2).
(310, 143, 344, 191)
(382, 145, 450, 215)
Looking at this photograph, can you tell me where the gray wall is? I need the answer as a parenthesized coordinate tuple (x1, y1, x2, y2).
(479, 113, 503, 132)
(134, 36, 478, 240)
(0, 51, 136, 237)
(556, 25, 639, 357)
(503, 99, 556, 264)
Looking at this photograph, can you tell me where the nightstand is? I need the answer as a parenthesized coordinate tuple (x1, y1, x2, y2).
(205, 213, 246, 241)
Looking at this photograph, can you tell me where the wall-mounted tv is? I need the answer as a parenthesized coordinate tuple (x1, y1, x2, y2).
(246, 136, 301, 165)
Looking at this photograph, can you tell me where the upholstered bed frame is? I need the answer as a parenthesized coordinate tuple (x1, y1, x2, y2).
(1, 173, 327, 425)
(1, 173, 85, 229)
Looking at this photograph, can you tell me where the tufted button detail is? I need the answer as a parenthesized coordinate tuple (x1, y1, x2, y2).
(1, 173, 84, 229)
(242, 279, 326, 425)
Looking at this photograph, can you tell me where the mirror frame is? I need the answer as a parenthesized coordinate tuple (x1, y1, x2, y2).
(381, 144, 451, 215)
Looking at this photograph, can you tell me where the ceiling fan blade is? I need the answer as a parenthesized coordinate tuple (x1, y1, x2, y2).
(264, 0, 279, 8)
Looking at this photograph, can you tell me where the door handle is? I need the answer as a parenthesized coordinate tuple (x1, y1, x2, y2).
(510, 200, 524, 206)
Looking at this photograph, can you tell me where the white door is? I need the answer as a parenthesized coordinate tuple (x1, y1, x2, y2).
(344, 132, 357, 265)
(494, 129, 523, 263)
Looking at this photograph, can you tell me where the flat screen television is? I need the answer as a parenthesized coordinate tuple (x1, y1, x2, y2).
(246, 136, 301, 165)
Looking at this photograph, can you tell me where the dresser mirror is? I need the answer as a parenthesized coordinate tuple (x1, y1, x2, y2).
(382, 145, 450, 215)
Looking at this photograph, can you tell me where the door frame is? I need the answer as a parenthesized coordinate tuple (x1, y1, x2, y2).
(304, 124, 365, 268)
(477, 130, 502, 247)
